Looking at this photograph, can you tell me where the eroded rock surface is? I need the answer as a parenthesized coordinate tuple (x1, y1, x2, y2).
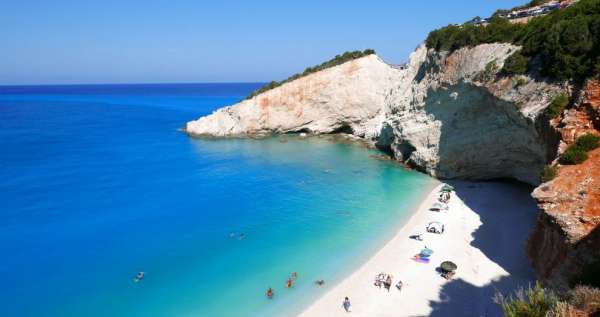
(187, 44, 562, 184)
(527, 80, 600, 288)
(185, 54, 400, 138)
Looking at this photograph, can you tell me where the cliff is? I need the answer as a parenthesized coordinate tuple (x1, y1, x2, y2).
(527, 80, 600, 288)
(186, 44, 562, 185)
(185, 54, 399, 138)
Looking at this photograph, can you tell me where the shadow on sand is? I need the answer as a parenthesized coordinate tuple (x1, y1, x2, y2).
(415, 180, 539, 317)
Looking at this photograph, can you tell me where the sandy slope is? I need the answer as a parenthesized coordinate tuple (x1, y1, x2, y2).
(299, 181, 537, 317)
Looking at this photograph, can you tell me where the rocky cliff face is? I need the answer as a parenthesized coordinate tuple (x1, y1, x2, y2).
(186, 44, 562, 185)
(185, 54, 400, 138)
(527, 80, 600, 288)
(377, 44, 562, 184)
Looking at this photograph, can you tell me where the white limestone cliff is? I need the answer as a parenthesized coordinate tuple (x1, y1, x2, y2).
(185, 54, 400, 138)
(185, 44, 564, 185)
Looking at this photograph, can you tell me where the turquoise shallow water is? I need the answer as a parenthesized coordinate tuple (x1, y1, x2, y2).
(0, 84, 435, 317)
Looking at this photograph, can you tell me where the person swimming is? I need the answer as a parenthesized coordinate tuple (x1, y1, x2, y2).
(315, 279, 325, 286)
(286, 277, 293, 288)
(291, 272, 298, 280)
(239, 233, 245, 240)
(134, 271, 145, 283)
(266, 287, 274, 299)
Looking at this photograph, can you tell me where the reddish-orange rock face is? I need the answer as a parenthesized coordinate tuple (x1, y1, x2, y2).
(528, 79, 600, 287)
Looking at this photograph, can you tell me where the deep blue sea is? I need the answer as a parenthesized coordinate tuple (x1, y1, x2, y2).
(0, 83, 435, 317)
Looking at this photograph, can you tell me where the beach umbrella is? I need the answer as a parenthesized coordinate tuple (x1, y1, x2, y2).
(427, 221, 443, 229)
(420, 248, 434, 257)
(441, 184, 454, 192)
(440, 261, 457, 272)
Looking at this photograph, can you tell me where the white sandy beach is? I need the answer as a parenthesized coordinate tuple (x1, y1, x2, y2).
(299, 181, 538, 317)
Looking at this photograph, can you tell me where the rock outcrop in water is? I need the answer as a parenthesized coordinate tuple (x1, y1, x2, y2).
(186, 43, 562, 185)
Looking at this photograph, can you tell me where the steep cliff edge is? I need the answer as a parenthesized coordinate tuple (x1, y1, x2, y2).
(527, 80, 600, 288)
(378, 44, 561, 184)
(185, 54, 400, 138)
(186, 44, 562, 184)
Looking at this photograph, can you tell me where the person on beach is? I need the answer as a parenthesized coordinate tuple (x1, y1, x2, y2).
(384, 275, 392, 292)
(343, 297, 351, 312)
(266, 287, 274, 299)
(286, 277, 293, 288)
(396, 280, 403, 291)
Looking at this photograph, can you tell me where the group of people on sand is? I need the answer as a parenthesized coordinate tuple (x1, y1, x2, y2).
(373, 273, 402, 292)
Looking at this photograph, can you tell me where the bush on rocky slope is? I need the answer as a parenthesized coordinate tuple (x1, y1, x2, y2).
(496, 283, 600, 317)
(575, 133, 600, 151)
(502, 50, 530, 75)
(494, 282, 558, 317)
(246, 49, 376, 99)
(560, 134, 600, 165)
(545, 93, 569, 119)
(427, 0, 600, 82)
(540, 165, 558, 182)
(560, 145, 589, 164)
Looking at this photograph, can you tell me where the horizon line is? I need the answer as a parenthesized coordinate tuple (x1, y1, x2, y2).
(0, 81, 267, 88)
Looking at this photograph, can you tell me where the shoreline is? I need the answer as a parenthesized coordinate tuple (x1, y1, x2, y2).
(298, 181, 537, 317)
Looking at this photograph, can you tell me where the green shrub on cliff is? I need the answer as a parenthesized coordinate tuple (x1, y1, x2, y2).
(246, 49, 376, 99)
(540, 165, 558, 182)
(545, 93, 569, 119)
(426, 0, 600, 82)
(560, 145, 588, 165)
(497, 282, 600, 317)
(575, 133, 600, 151)
(502, 51, 530, 75)
(558, 134, 600, 165)
(494, 282, 558, 317)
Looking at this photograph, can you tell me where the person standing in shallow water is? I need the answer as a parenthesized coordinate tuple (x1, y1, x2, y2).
(343, 297, 351, 312)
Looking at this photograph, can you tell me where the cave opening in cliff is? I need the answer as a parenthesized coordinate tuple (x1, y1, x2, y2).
(331, 123, 354, 135)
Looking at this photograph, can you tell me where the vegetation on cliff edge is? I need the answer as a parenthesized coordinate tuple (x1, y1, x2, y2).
(246, 49, 376, 99)
(540, 165, 558, 182)
(426, 0, 600, 82)
(494, 282, 557, 317)
(560, 133, 600, 165)
(545, 93, 569, 119)
(495, 282, 600, 317)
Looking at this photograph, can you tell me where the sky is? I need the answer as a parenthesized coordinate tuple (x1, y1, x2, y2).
(0, 0, 525, 85)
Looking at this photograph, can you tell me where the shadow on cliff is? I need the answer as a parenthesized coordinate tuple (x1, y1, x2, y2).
(421, 82, 547, 184)
(414, 180, 539, 317)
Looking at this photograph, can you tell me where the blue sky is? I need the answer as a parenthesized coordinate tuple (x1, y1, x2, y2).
(0, 0, 524, 85)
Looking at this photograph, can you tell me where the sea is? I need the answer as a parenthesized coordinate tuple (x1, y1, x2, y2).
(0, 83, 435, 317)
